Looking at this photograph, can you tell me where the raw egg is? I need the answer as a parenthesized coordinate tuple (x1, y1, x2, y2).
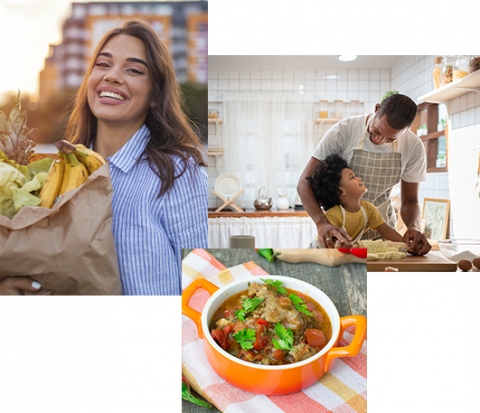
(458, 259, 472, 271)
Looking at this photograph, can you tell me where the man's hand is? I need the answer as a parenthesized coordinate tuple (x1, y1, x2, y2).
(403, 228, 431, 255)
(0, 277, 42, 295)
(317, 222, 352, 249)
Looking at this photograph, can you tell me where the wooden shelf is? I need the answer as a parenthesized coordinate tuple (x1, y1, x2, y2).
(208, 118, 223, 124)
(208, 147, 223, 156)
(208, 208, 309, 218)
(315, 118, 342, 124)
(418, 70, 480, 104)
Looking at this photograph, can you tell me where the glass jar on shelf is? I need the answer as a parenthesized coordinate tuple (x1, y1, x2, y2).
(334, 100, 343, 119)
(453, 55, 470, 81)
(350, 100, 359, 116)
(440, 55, 455, 86)
(469, 55, 480, 74)
(208, 108, 219, 119)
(432, 56, 442, 89)
(319, 100, 328, 118)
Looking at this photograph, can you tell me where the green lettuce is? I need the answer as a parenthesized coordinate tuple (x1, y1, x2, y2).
(0, 151, 47, 218)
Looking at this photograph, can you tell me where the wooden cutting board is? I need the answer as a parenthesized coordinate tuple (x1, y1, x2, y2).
(367, 253, 457, 272)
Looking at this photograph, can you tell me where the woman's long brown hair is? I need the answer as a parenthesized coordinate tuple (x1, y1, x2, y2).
(65, 19, 206, 197)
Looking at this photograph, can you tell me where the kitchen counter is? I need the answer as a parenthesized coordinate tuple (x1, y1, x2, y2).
(208, 208, 309, 218)
(182, 248, 366, 413)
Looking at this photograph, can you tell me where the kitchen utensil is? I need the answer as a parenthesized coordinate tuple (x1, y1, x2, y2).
(229, 235, 255, 248)
(437, 239, 480, 263)
(273, 249, 365, 266)
(276, 193, 290, 210)
(212, 173, 244, 212)
(253, 187, 272, 210)
(215, 173, 242, 198)
(182, 276, 367, 395)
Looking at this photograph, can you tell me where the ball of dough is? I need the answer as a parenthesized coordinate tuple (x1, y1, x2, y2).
(473, 258, 480, 269)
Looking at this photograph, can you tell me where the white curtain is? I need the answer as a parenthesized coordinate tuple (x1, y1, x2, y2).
(223, 94, 317, 209)
(208, 217, 317, 248)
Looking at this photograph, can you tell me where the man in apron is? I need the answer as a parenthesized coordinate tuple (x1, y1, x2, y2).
(298, 93, 431, 255)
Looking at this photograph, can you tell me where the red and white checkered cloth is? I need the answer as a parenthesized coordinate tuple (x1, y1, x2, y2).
(182, 249, 367, 413)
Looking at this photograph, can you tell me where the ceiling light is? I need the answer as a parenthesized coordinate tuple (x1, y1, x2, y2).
(324, 75, 338, 80)
(338, 55, 357, 62)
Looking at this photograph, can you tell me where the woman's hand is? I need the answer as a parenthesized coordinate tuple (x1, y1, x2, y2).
(317, 222, 352, 248)
(0, 277, 42, 295)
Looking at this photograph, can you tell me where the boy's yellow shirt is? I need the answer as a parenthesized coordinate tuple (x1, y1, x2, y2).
(325, 200, 385, 240)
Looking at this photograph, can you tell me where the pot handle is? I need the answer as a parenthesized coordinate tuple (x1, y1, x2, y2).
(324, 315, 367, 373)
(182, 278, 219, 339)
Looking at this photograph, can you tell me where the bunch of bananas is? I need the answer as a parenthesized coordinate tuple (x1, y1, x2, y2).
(38, 141, 107, 208)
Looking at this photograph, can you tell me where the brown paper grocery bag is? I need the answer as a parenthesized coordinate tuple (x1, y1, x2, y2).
(0, 163, 122, 295)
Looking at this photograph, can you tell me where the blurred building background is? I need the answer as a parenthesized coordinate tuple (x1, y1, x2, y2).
(39, 1, 207, 102)
(0, 1, 208, 149)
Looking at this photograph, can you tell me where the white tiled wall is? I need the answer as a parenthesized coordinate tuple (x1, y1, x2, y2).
(391, 55, 480, 237)
(207, 67, 391, 209)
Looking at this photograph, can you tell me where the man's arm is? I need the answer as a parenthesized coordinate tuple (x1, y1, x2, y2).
(297, 157, 325, 227)
(400, 181, 422, 229)
(400, 180, 431, 255)
(297, 157, 351, 248)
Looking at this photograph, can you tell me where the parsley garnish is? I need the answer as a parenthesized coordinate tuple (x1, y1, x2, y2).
(272, 323, 295, 351)
(234, 327, 256, 350)
(260, 278, 288, 295)
(235, 297, 264, 321)
(289, 294, 313, 316)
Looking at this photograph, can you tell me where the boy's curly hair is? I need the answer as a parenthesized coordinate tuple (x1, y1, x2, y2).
(306, 153, 350, 211)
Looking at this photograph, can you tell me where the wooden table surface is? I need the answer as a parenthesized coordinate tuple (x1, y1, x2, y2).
(182, 249, 367, 413)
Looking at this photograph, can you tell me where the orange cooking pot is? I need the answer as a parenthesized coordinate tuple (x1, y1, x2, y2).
(182, 275, 367, 395)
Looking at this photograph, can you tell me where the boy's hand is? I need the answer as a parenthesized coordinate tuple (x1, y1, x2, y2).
(403, 228, 431, 255)
(317, 223, 352, 249)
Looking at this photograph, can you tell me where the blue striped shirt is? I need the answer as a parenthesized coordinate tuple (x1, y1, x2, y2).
(105, 125, 207, 295)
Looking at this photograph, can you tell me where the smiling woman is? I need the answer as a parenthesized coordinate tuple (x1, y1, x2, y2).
(62, 19, 207, 295)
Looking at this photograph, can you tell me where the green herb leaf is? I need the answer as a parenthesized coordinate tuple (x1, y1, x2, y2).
(260, 278, 288, 295)
(272, 323, 294, 351)
(235, 309, 246, 321)
(236, 297, 264, 321)
(234, 327, 256, 350)
(242, 297, 264, 311)
(289, 293, 313, 316)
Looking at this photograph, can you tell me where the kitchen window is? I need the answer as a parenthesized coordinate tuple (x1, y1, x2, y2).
(412, 102, 448, 173)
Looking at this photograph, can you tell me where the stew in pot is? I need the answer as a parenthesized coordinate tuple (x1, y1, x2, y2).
(209, 278, 332, 365)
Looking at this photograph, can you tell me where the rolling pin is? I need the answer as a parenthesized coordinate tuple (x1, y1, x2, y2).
(273, 249, 365, 266)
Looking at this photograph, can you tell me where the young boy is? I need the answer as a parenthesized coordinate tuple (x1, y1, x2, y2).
(307, 153, 405, 247)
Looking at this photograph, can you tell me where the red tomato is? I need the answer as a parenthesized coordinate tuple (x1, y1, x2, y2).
(305, 329, 326, 348)
(350, 248, 367, 259)
(273, 349, 285, 360)
(257, 318, 269, 325)
(223, 324, 233, 336)
(211, 329, 227, 350)
(337, 248, 351, 253)
(253, 336, 269, 350)
(224, 309, 235, 319)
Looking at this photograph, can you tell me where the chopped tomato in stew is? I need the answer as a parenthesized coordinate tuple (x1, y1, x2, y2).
(209, 282, 332, 365)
